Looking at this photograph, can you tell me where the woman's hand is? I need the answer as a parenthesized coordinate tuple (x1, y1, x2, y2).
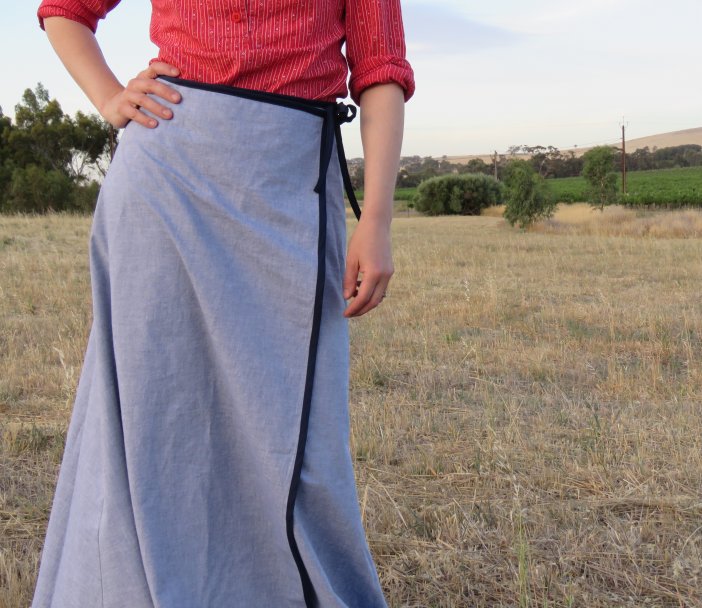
(100, 62, 182, 129)
(342, 217, 394, 317)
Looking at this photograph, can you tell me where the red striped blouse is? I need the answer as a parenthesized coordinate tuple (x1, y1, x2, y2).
(37, 0, 416, 105)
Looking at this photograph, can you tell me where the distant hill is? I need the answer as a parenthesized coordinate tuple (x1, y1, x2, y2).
(595, 127, 702, 155)
(441, 127, 702, 164)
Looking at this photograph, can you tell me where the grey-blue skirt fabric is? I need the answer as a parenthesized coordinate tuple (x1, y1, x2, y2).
(31, 80, 387, 607)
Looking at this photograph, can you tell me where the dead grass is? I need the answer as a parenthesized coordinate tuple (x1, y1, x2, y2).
(485, 202, 702, 240)
(535, 204, 702, 239)
(2, 210, 702, 606)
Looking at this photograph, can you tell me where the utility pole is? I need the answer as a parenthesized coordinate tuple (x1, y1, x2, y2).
(619, 117, 628, 194)
(493, 150, 498, 181)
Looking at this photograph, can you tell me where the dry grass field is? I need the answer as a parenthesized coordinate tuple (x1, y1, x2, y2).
(487, 203, 702, 240)
(2, 205, 702, 607)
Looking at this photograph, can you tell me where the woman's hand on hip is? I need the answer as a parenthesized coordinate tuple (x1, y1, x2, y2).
(343, 217, 394, 318)
(100, 62, 182, 129)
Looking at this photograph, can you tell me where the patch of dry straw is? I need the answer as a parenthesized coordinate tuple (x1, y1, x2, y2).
(531, 203, 702, 239)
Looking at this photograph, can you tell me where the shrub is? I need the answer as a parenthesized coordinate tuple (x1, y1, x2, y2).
(582, 146, 619, 210)
(3, 164, 74, 213)
(413, 173, 503, 216)
(69, 180, 101, 214)
(502, 159, 556, 229)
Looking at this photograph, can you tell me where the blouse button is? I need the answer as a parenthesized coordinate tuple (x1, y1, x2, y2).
(232, 12, 242, 23)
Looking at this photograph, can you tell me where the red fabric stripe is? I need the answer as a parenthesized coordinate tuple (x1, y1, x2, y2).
(37, 0, 415, 104)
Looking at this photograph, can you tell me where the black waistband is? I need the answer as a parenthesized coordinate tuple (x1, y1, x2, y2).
(158, 75, 362, 221)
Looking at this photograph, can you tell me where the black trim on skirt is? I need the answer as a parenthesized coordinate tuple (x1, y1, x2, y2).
(157, 75, 359, 607)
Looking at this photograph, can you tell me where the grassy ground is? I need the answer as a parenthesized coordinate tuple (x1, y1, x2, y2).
(484, 202, 702, 239)
(2, 208, 702, 606)
(546, 166, 702, 207)
(533, 204, 702, 239)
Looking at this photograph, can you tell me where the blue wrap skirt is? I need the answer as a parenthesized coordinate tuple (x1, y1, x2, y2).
(31, 77, 386, 608)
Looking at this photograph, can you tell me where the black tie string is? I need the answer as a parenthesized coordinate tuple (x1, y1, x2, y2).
(314, 102, 362, 222)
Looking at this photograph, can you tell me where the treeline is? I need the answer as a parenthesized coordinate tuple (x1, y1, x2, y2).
(348, 144, 702, 191)
(349, 155, 461, 190)
(505, 144, 702, 178)
(0, 84, 112, 214)
(625, 145, 702, 171)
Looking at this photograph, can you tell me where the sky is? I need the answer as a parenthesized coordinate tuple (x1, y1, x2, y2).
(2, 0, 701, 159)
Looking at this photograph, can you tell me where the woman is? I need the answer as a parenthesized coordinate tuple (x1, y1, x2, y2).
(33, 1, 414, 606)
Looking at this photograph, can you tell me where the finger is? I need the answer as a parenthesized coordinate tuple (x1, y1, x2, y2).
(123, 82, 182, 120)
(139, 78, 182, 103)
(121, 90, 170, 123)
(120, 102, 160, 129)
(343, 272, 380, 318)
(352, 275, 391, 317)
(141, 62, 180, 79)
(343, 254, 359, 300)
(127, 76, 181, 104)
(132, 90, 176, 120)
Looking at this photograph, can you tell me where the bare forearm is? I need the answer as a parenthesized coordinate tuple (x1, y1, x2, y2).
(342, 83, 403, 317)
(42, 17, 123, 115)
(42, 17, 181, 129)
(358, 83, 405, 228)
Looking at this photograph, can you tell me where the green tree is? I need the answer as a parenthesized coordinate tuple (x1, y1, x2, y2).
(502, 159, 556, 229)
(582, 145, 618, 210)
(70, 180, 102, 213)
(9, 84, 75, 173)
(413, 173, 502, 216)
(70, 111, 112, 180)
(1, 83, 112, 213)
(0, 107, 14, 203)
(458, 158, 492, 176)
(350, 163, 364, 190)
(6, 164, 74, 213)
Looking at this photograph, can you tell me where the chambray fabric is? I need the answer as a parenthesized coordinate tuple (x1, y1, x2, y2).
(31, 81, 387, 608)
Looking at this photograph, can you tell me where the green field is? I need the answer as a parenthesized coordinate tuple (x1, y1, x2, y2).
(352, 186, 416, 202)
(547, 166, 702, 207)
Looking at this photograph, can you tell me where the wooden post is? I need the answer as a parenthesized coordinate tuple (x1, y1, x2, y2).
(620, 120, 627, 194)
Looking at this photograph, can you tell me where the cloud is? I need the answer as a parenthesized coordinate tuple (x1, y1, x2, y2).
(401, 3, 523, 56)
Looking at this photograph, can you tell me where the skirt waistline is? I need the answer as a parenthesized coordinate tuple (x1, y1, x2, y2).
(158, 75, 362, 221)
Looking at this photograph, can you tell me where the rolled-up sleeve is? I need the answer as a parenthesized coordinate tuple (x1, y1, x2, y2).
(345, 0, 416, 105)
(37, 0, 121, 33)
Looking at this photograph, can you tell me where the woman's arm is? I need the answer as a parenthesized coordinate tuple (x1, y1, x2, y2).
(42, 16, 181, 128)
(343, 82, 405, 318)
